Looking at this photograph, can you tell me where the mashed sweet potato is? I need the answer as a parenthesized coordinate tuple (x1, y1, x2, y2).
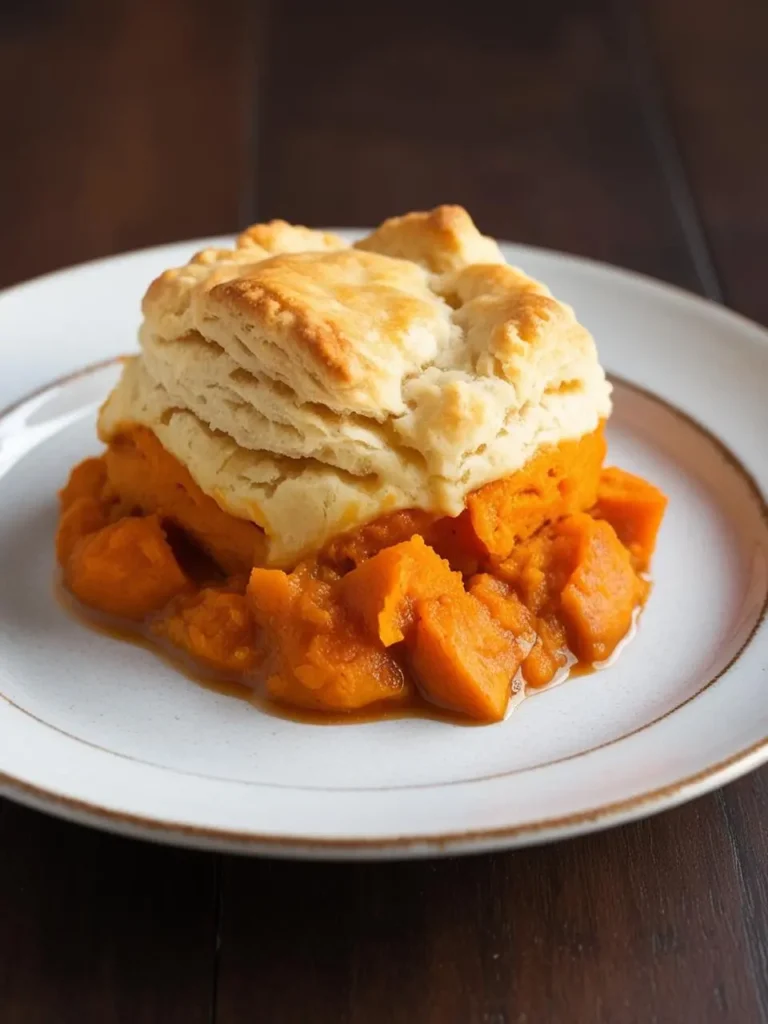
(56, 428, 666, 722)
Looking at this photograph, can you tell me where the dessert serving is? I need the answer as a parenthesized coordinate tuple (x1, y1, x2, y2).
(56, 206, 667, 723)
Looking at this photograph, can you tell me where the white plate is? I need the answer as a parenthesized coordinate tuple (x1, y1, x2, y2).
(0, 235, 767, 860)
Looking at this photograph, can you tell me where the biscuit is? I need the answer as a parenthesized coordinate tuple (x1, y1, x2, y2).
(99, 206, 612, 565)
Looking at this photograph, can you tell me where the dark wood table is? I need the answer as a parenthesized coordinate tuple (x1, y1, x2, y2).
(2, 2, 767, 1020)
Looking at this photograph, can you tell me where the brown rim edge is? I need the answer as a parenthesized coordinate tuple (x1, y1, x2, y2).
(2, 737, 767, 858)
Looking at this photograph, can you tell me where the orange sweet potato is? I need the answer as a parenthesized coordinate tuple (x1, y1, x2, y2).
(339, 537, 523, 720)
(493, 528, 580, 616)
(466, 425, 606, 561)
(104, 427, 266, 575)
(408, 592, 523, 722)
(56, 495, 110, 567)
(320, 426, 607, 578)
(479, 511, 649, 684)
(469, 573, 536, 642)
(424, 509, 487, 576)
(594, 467, 667, 572)
(154, 588, 260, 674)
(558, 514, 647, 662)
(470, 573, 568, 688)
(247, 565, 410, 711)
(64, 515, 188, 620)
(320, 509, 434, 571)
(57, 420, 661, 717)
(57, 457, 114, 565)
(521, 616, 570, 688)
(249, 537, 524, 720)
(320, 505, 486, 578)
(338, 535, 464, 646)
(59, 456, 109, 510)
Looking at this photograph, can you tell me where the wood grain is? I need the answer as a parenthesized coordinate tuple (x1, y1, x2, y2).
(256, 0, 700, 287)
(0, 1, 250, 1021)
(0, 802, 216, 1024)
(645, 0, 768, 325)
(0, 0, 252, 289)
(643, 4, 768, 1019)
(216, 802, 761, 1024)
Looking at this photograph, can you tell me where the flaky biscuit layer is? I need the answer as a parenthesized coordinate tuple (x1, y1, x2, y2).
(99, 206, 611, 565)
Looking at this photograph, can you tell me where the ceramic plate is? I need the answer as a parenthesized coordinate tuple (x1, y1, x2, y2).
(1, 234, 767, 860)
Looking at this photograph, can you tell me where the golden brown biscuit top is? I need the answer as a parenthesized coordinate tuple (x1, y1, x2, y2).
(207, 248, 448, 392)
(355, 205, 505, 272)
(101, 206, 612, 564)
(140, 205, 591, 419)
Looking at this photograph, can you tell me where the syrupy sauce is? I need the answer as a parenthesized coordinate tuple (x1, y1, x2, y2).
(55, 577, 639, 727)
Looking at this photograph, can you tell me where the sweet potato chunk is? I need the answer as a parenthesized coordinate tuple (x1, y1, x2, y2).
(247, 565, 410, 711)
(104, 427, 266, 575)
(522, 616, 570, 688)
(466, 425, 606, 561)
(154, 588, 260, 674)
(479, 513, 648, 684)
(494, 528, 580, 616)
(594, 467, 667, 572)
(57, 457, 114, 565)
(558, 514, 647, 662)
(424, 509, 487, 576)
(321, 509, 434, 571)
(470, 573, 567, 688)
(59, 456, 109, 510)
(469, 573, 536, 642)
(338, 535, 464, 646)
(64, 515, 188, 620)
(339, 538, 524, 719)
(321, 505, 486, 577)
(56, 496, 110, 567)
(408, 592, 523, 722)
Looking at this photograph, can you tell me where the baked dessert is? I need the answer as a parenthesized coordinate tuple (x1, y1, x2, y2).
(56, 206, 667, 722)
